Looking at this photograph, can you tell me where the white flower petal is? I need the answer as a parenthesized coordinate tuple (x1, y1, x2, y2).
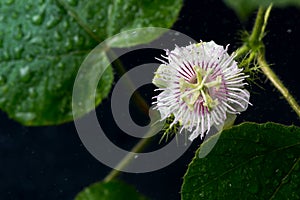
(152, 41, 251, 141)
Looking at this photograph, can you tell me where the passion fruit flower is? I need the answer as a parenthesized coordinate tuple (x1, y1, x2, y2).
(152, 41, 251, 141)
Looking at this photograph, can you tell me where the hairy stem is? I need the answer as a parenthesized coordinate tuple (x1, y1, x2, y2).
(106, 49, 150, 114)
(103, 127, 156, 182)
(249, 7, 265, 45)
(258, 55, 300, 118)
(237, 5, 300, 118)
(103, 49, 154, 182)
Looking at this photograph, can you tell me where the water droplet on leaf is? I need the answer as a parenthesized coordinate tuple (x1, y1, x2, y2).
(5, 0, 14, 5)
(11, 11, 19, 19)
(30, 36, 46, 47)
(14, 46, 24, 59)
(19, 66, 31, 82)
(54, 31, 62, 41)
(25, 54, 34, 62)
(0, 85, 8, 94)
(46, 16, 60, 29)
(0, 15, 4, 22)
(28, 87, 37, 98)
(67, 0, 78, 6)
(65, 38, 72, 50)
(62, 20, 69, 30)
(15, 112, 36, 121)
(57, 62, 65, 69)
(25, 4, 33, 11)
(73, 35, 84, 46)
(32, 11, 45, 25)
(2, 50, 10, 60)
(14, 25, 24, 40)
(0, 75, 7, 86)
(38, 0, 45, 5)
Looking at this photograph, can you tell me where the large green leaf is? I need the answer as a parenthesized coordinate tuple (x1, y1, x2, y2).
(0, 0, 183, 125)
(59, 0, 183, 47)
(75, 180, 148, 200)
(224, 0, 300, 20)
(182, 122, 300, 200)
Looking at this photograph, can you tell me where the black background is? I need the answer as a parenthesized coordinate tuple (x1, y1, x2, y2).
(0, 0, 300, 199)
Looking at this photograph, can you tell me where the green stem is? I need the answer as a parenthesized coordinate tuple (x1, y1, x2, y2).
(234, 44, 249, 59)
(103, 127, 156, 182)
(236, 5, 300, 118)
(103, 49, 154, 182)
(258, 55, 300, 118)
(249, 7, 265, 45)
(106, 49, 150, 114)
(234, 7, 265, 59)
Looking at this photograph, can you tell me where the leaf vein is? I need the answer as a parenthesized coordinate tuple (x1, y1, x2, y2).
(269, 158, 300, 200)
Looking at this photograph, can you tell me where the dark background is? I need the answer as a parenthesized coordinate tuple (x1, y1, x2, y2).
(0, 0, 300, 199)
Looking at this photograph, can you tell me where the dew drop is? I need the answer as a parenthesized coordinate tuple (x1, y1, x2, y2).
(67, 0, 78, 6)
(38, 0, 45, 5)
(73, 35, 84, 46)
(23, 31, 31, 41)
(0, 75, 7, 86)
(46, 16, 60, 29)
(54, 31, 62, 41)
(55, 82, 62, 89)
(5, 0, 14, 5)
(282, 176, 290, 184)
(2, 50, 10, 61)
(15, 112, 36, 121)
(19, 66, 31, 82)
(11, 11, 18, 19)
(123, 4, 129, 12)
(0, 15, 4, 22)
(0, 97, 6, 104)
(14, 46, 24, 59)
(0, 85, 8, 94)
(25, 54, 34, 62)
(25, 4, 33, 11)
(62, 20, 69, 30)
(57, 62, 65, 69)
(30, 36, 46, 47)
(65, 38, 72, 50)
(14, 25, 24, 40)
(97, 15, 103, 20)
(28, 87, 37, 98)
(31, 11, 45, 25)
(131, 5, 137, 12)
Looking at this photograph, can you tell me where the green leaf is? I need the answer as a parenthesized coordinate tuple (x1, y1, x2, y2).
(75, 180, 148, 200)
(0, 0, 183, 125)
(223, 0, 300, 20)
(182, 122, 300, 200)
(59, 0, 183, 47)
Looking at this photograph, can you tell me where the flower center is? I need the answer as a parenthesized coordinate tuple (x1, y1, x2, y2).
(180, 66, 222, 111)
